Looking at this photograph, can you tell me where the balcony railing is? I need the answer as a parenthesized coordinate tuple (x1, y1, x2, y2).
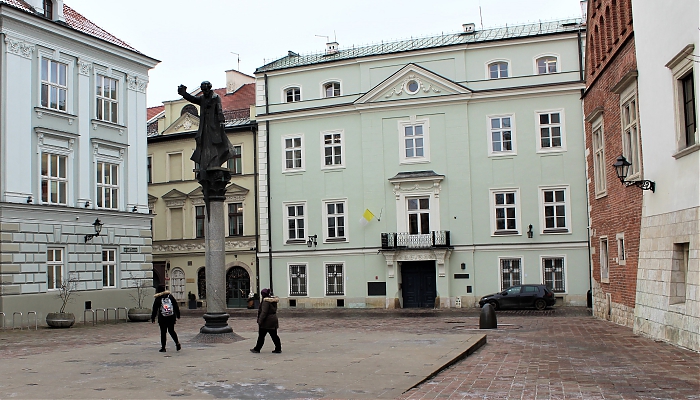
(381, 231, 451, 249)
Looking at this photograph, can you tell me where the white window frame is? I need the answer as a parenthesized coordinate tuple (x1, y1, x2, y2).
(283, 201, 307, 244)
(534, 54, 560, 75)
(486, 59, 510, 79)
(499, 257, 523, 291)
(487, 114, 517, 157)
(324, 262, 345, 296)
(288, 263, 308, 296)
(398, 117, 430, 164)
(536, 109, 567, 153)
(321, 80, 342, 98)
(166, 151, 185, 182)
(320, 130, 345, 169)
(47, 247, 64, 291)
(96, 160, 120, 210)
(102, 248, 118, 288)
(406, 196, 431, 235)
(541, 255, 567, 293)
(489, 188, 521, 236)
(282, 85, 302, 103)
(147, 155, 153, 184)
(282, 134, 305, 173)
(599, 237, 610, 283)
(616, 233, 626, 266)
(620, 87, 642, 180)
(539, 185, 570, 234)
(194, 205, 206, 238)
(323, 198, 347, 243)
(591, 117, 607, 198)
(227, 202, 244, 237)
(96, 74, 119, 124)
(37, 129, 75, 206)
(667, 44, 698, 155)
(38, 52, 73, 114)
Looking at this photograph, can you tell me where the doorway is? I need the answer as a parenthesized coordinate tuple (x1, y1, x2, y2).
(226, 266, 251, 308)
(401, 261, 436, 308)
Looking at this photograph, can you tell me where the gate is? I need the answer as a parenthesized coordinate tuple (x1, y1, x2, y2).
(401, 261, 437, 308)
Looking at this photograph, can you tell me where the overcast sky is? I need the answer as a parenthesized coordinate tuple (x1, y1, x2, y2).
(64, 0, 585, 107)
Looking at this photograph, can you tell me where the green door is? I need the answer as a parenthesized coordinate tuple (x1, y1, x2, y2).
(226, 266, 250, 308)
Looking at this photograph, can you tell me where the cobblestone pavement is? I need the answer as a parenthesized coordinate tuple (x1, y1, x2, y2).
(1, 307, 698, 399)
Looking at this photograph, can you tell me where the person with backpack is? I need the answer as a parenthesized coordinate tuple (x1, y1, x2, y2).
(250, 288, 281, 354)
(151, 284, 181, 352)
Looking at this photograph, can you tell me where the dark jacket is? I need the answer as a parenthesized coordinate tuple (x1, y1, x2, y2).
(257, 296, 279, 330)
(180, 90, 235, 171)
(151, 290, 180, 325)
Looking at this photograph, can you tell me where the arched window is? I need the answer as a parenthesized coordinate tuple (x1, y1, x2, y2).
(285, 87, 301, 103)
(611, 0, 619, 37)
(599, 16, 606, 60)
(43, 0, 53, 19)
(604, 7, 612, 51)
(536, 56, 558, 74)
(593, 25, 601, 68)
(323, 81, 340, 98)
(488, 61, 509, 79)
(181, 104, 198, 117)
(170, 268, 185, 301)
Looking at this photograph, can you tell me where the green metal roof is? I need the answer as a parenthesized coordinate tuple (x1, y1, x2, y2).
(256, 19, 583, 74)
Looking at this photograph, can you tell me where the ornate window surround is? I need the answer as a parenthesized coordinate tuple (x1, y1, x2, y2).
(36, 128, 76, 206)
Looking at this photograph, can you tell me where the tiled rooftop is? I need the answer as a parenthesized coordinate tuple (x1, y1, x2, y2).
(1, 0, 139, 52)
(256, 19, 582, 73)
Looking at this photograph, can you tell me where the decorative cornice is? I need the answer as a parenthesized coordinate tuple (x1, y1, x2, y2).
(127, 74, 148, 93)
(153, 239, 256, 253)
(78, 59, 93, 76)
(4, 36, 34, 59)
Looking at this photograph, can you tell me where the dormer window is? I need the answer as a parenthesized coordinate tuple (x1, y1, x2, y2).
(285, 87, 301, 103)
(43, 0, 53, 19)
(323, 82, 340, 98)
(536, 56, 558, 74)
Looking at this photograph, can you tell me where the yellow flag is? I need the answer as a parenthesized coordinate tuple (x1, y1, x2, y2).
(359, 209, 375, 226)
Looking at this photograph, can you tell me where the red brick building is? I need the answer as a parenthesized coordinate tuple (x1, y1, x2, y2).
(583, 0, 643, 327)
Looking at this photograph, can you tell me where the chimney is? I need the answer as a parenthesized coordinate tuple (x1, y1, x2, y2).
(462, 23, 476, 34)
(225, 69, 255, 94)
(580, 0, 588, 22)
(325, 42, 339, 55)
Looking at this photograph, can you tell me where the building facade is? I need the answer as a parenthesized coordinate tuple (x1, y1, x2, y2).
(147, 71, 258, 308)
(255, 20, 590, 309)
(583, 0, 642, 327)
(0, 0, 158, 320)
(632, 0, 699, 351)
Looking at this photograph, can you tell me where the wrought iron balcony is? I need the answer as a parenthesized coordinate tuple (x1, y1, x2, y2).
(381, 231, 451, 249)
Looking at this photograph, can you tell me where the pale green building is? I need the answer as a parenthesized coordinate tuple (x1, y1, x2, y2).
(254, 20, 589, 308)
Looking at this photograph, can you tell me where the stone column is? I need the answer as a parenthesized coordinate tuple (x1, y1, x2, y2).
(200, 168, 233, 334)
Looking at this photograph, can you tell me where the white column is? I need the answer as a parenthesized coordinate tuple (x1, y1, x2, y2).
(126, 74, 148, 212)
(76, 59, 92, 207)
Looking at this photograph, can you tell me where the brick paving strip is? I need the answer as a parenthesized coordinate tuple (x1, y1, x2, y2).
(0, 308, 697, 399)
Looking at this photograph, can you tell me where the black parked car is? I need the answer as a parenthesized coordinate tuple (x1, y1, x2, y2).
(479, 284, 556, 310)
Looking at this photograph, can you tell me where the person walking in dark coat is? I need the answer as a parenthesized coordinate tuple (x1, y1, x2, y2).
(151, 285, 181, 352)
(250, 288, 281, 354)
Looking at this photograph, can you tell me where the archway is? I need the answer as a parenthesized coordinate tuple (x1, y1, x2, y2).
(170, 268, 185, 301)
(226, 266, 251, 308)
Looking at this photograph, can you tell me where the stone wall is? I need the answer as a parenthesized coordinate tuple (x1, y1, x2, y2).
(591, 279, 635, 327)
(634, 207, 699, 351)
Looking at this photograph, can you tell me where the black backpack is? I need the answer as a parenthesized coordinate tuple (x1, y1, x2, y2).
(160, 296, 174, 317)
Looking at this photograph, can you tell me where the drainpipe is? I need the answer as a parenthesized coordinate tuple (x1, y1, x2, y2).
(264, 74, 273, 293)
(253, 125, 260, 294)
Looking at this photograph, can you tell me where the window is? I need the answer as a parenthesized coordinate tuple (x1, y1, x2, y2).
(323, 81, 340, 98)
(399, 119, 430, 164)
(488, 62, 509, 79)
(40, 58, 67, 111)
(228, 203, 243, 236)
(670, 243, 689, 304)
(621, 96, 641, 177)
(324, 200, 346, 241)
(96, 162, 119, 209)
(543, 257, 565, 292)
(592, 121, 607, 196)
(47, 248, 63, 290)
(102, 249, 117, 288)
(667, 45, 697, 153)
(492, 190, 518, 235)
(536, 56, 558, 74)
(600, 237, 609, 282)
(227, 146, 242, 174)
(489, 116, 515, 155)
(616, 233, 626, 265)
(41, 152, 67, 205)
(322, 131, 343, 167)
(289, 264, 307, 296)
(500, 258, 522, 291)
(541, 188, 569, 233)
(325, 263, 344, 295)
(43, 0, 53, 19)
(195, 206, 205, 238)
(168, 153, 183, 181)
(283, 135, 304, 171)
(147, 156, 152, 184)
(681, 72, 696, 148)
(96, 75, 118, 123)
(285, 203, 305, 243)
(537, 111, 565, 151)
(285, 87, 301, 103)
(407, 197, 430, 235)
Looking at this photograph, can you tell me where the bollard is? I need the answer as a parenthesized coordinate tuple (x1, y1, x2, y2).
(479, 303, 497, 329)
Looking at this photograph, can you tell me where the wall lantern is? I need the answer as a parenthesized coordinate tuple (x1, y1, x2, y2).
(84, 218, 103, 242)
(460, 263, 466, 270)
(613, 155, 655, 192)
(307, 234, 317, 248)
(527, 224, 534, 238)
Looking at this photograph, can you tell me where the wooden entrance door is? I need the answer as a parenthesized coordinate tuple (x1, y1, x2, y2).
(401, 261, 437, 308)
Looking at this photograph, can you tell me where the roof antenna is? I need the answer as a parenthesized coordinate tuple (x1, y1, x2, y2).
(230, 52, 240, 71)
(315, 34, 329, 43)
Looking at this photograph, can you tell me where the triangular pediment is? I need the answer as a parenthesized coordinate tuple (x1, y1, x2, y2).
(162, 189, 187, 200)
(148, 194, 158, 203)
(355, 64, 471, 104)
(162, 112, 200, 135)
(187, 183, 249, 199)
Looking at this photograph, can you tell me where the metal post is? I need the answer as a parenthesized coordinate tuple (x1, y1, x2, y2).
(12, 312, 22, 330)
(0, 312, 5, 330)
(96, 308, 107, 324)
(26, 311, 37, 330)
(116, 307, 128, 323)
(83, 309, 95, 325)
